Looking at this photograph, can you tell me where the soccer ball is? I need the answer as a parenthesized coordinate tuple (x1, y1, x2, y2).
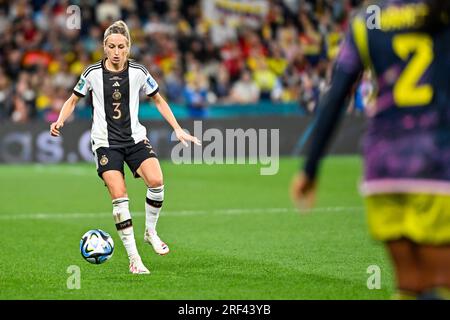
(80, 229, 114, 264)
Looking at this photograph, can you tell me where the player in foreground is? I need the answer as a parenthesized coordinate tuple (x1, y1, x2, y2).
(50, 20, 201, 274)
(291, 0, 450, 299)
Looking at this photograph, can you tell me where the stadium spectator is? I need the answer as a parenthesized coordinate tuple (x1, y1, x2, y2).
(220, 39, 244, 82)
(96, 0, 121, 26)
(0, 69, 13, 120)
(165, 64, 185, 104)
(211, 64, 231, 103)
(210, 16, 237, 47)
(298, 72, 320, 113)
(252, 59, 279, 101)
(267, 45, 288, 77)
(228, 70, 260, 105)
(184, 74, 209, 119)
(11, 71, 35, 123)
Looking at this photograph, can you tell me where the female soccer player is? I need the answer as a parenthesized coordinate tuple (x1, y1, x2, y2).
(291, 0, 450, 299)
(50, 20, 201, 274)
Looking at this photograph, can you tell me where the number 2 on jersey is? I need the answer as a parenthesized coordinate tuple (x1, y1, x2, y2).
(112, 102, 121, 119)
(392, 33, 433, 107)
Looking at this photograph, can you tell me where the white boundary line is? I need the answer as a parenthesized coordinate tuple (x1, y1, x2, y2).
(0, 206, 363, 220)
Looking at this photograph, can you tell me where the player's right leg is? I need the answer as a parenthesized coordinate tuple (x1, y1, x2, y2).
(386, 239, 422, 299)
(367, 193, 450, 299)
(407, 194, 450, 300)
(102, 170, 150, 274)
(416, 245, 450, 300)
(136, 157, 169, 256)
(366, 194, 423, 299)
(95, 147, 149, 274)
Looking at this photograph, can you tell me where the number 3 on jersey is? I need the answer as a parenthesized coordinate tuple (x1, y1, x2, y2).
(392, 33, 434, 107)
(113, 102, 121, 119)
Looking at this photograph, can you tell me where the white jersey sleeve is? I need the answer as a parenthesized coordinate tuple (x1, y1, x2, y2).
(143, 72, 159, 97)
(73, 74, 91, 97)
(73, 62, 102, 97)
(128, 61, 159, 97)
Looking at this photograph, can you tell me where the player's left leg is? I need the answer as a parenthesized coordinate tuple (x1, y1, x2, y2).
(126, 140, 169, 255)
(136, 157, 169, 255)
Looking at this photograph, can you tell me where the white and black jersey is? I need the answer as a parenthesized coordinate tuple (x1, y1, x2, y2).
(73, 59, 159, 152)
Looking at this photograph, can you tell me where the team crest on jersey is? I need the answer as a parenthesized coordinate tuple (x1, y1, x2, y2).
(76, 78, 85, 91)
(100, 155, 109, 166)
(112, 90, 121, 100)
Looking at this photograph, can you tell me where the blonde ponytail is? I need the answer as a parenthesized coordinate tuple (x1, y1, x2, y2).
(103, 20, 131, 48)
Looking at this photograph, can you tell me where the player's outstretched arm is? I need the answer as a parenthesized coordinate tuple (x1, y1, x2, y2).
(291, 16, 366, 211)
(151, 92, 201, 147)
(291, 68, 361, 211)
(49, 93, 80, 137)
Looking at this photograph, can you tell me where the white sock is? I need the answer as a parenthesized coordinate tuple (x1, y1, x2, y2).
(145, 185, 164, 233)
(112, 197, 138, 259)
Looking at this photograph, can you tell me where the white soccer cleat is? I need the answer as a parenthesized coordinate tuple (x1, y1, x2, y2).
(144, 230, 170, 255)
(129, 255, 150, 274)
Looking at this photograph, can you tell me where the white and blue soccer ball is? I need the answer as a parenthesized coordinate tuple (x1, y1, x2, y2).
(80, 229, 114, 264)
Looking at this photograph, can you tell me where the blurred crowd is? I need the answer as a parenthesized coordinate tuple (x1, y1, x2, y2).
(0, 0, 370, 122)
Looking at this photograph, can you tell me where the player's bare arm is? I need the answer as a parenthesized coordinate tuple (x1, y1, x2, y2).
(49, 93, 80, 137)
(151, 92, 201, 147)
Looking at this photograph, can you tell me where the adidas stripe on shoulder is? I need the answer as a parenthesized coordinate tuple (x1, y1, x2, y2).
(129, 62, 149, 76)
(82, 61, 102, 78)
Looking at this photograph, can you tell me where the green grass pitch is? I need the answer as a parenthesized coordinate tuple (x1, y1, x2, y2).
(0, 156, 394, 299)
